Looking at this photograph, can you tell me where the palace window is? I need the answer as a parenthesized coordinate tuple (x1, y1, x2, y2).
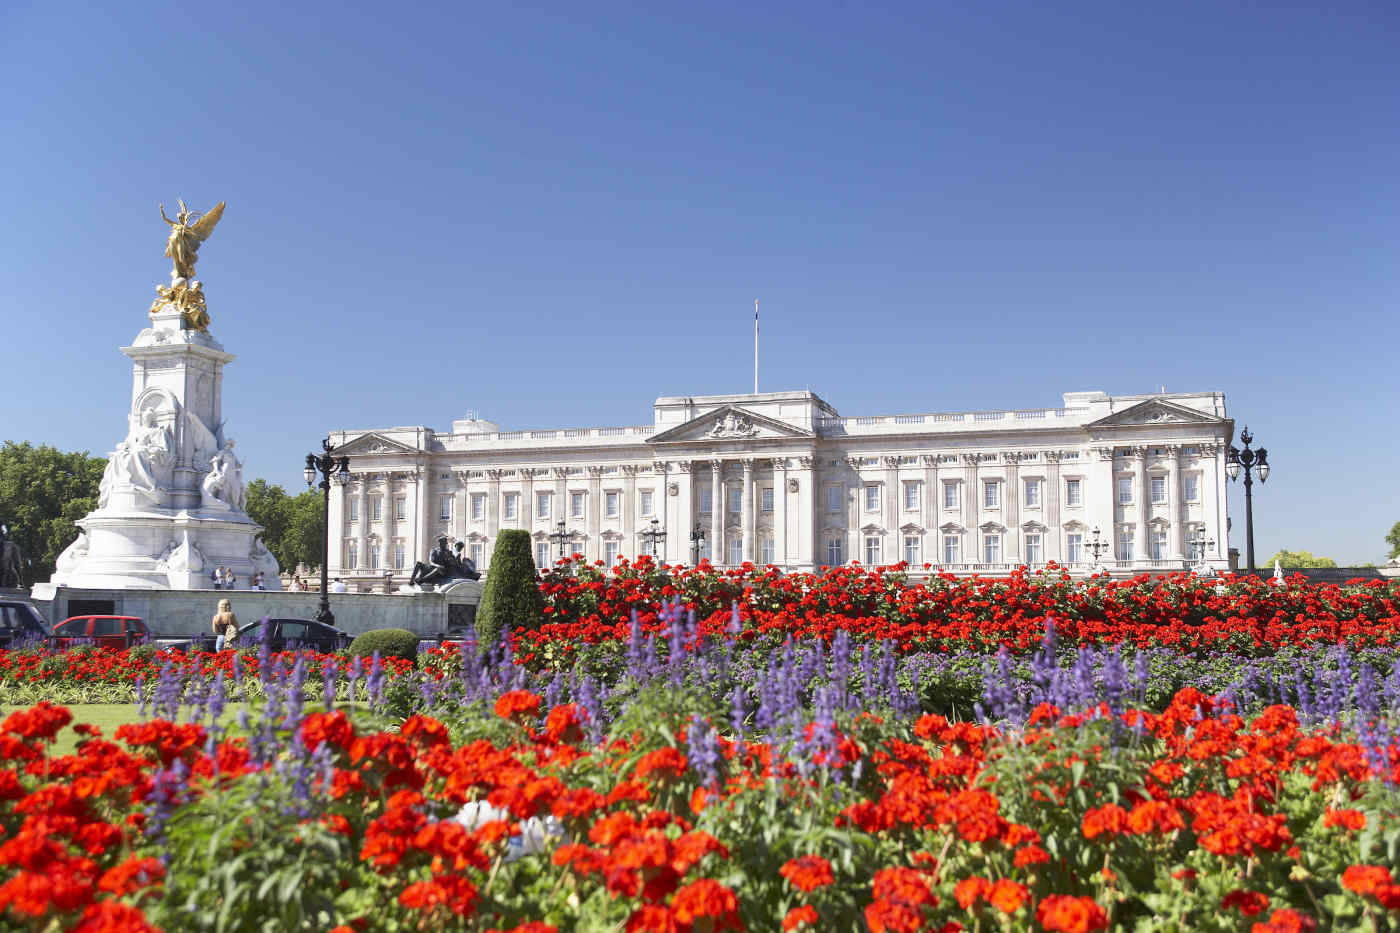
(943, 534, 961, 564)
(1067, 533, 1083, 563)
(605, 491, 620, 517)
(506, 493, 523, 521)
(864, 485, 880, 512)
(1065, 478, 1082, 506)
(604, 541, 619, 566)
(398, 496, 409, 522)
(571, 491, 585, 518)
(728, 487, 742, 514)
(826, 537, 844, 566)
(1184, 474, 1201, 503)
(699, 487, 713, 513)
(864, 536, 882, 566)
(394, 542, 405, 570)
(345, 541, 358, 570)
(1150, 476, 1167, 504)
(1151, 528, 1169, 560)
(369, 542, 381, 569)
(761, 487, 774, 512)
(1025, 533, 1043, 564)
(983, 533, 1001, 563)
(760, 537, 774, 563)
(1024, 479, 1041, 508)
(471, 494, 485, 519)
(983, 481, 1000, 509)
(537, 491, 551, 519)
(470, 542, 483, 567)
(349, 499, 359, 524)
(436, 495, 449, 522)
(535, 542, 549, 568)
(943, 481, 958, 509)
(1117, 477, 1133, 505)
(903, 481, 919, 511)
(640, 490, 654, 516)
(1117, 530, 1134, 561)
(903, 535, 920, 565)
(370, 496, 382, 522)
(727, 539, 743, 564)
(827, 485, 842, 513)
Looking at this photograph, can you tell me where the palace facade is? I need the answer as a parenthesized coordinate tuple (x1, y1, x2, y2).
(325, 389, 1233, 589)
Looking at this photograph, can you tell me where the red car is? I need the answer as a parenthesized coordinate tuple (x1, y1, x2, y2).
(51, 615, 149, 649)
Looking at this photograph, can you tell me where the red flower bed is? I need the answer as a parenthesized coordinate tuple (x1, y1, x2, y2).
(2, 687, 1398, 930)
(527, 559, 1400, 656)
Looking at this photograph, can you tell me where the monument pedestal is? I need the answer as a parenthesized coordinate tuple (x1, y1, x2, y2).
(48, 307, 279, 591)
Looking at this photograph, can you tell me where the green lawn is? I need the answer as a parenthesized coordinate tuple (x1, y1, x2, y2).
(2, 703, 257, 758)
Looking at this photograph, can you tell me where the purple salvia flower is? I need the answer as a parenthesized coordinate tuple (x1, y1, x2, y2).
(322, 658, 338, 711)
(686, 715, 723, 788)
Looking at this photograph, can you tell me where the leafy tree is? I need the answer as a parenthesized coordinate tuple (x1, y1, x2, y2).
(0, 441, 106, 583)
(244, 479, 324, 572)
(476, 528, 543, 647)
(1387, 521, 1400, 561)
(1266, 549, 1338, 569)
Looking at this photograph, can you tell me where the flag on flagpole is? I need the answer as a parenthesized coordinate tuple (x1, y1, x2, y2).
(753, 299, 759, 394)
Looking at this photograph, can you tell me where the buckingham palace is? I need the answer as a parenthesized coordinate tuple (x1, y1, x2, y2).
(324, 388, 1233, 588)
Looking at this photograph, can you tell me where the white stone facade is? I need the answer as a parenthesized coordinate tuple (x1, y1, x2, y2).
(326, 389, 1233, 588)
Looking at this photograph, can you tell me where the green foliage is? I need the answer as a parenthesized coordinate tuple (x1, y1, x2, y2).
(476, 528, 544, 647)
(0, 441, 106, 583)
(244, 478, 325, 571)
(347, 628, 419, 661)
(1387, 521, 1400, 560)
(1267, 548, 1338, 569)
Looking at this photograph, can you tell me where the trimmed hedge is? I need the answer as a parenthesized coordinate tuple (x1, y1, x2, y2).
(476, 528, 544, 648)
(347, 628, 419, 662)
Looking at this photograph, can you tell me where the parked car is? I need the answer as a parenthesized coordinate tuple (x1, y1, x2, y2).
(196, 617, 351, 653)
(51, 615, 149, 650)
(0, 600, 48, 649)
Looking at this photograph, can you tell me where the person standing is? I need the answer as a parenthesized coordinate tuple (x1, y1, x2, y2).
(211, 598, 238, 651)
(211, 566, 222, 590)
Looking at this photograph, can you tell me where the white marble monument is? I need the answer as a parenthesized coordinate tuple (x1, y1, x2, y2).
(40, 201, 279, 592)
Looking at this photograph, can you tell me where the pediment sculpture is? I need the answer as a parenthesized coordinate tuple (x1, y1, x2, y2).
(709, 411, 757, 438)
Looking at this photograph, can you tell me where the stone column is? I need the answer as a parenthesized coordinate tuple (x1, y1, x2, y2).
(675, 462, 693, 565)
(1045, 453, 1063, 564)
(356, 479, 369, 577)
(454, 472, 470, 544)
(551, 467, 569, 560)
(883, 457, 899, 542)
(923, 455, 938, 569)
(1133, 448, 1148, 564)
(328, 477, 347, 574)
(773, 457, 788, 566)
(1005, 454, 1021, 564)
(796, 456, 815, 570)
(1166, 446, 1184, 561)
(587, 466, 604, 562)
(962, 454, 980, 564)
(622, 465, 639, 561)
(521, 468, 536, 537)
(740, 459, 755, 564)
(486, 470, 502, 569)
(710, 459, 723, 565)
(413, 467, 429, 563)
(652, 460, 670, 563)
(847, 458, 862, 565)
(1205, 442, 1227, 563)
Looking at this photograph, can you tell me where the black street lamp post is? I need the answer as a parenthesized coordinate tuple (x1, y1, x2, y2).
(1226, 427, 1270, 573)
(689, 523, 706, 566)
(304, 439, 350, 625)
(549, 519, 571, 566)
(1086, 526, 1110, 565)
(640, 518, 666, 561)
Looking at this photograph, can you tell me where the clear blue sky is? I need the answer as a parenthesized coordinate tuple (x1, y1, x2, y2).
(1, 1, 1396, 564)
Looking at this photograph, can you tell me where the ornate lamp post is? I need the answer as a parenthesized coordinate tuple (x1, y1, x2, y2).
(1190, 531, 1216, 564)
(1086, 525, 1111, 565)
(1226, 427, 1270, 573)
(304, 439, 350, 625)
(639, 518, 666, 561)
(689, 523, 707, 566)
(549, 519, 571, 566)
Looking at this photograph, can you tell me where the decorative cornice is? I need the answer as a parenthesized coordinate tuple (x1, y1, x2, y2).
(921, 455, 940, 467)
(587, 466, 606, 477)
(621, 464, 643, 476)
(676, 461, 692, 473)
(1043, 451, 1064, 463)
(883, 456, 902, 468)
(1094, 447, 1116, 462)
(485, 469, 507, 480)
(797, 456, 815, 469)
(551, 467, 570, 478)
(770, 457, 787, 470)
(846, 457, 864, 470)
(652, 461, 669, 474)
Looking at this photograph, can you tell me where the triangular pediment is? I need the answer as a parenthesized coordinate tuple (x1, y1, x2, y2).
(334, 433, 419, 456)
(648, 406, 814, 444)
(1088, 399, 1222, 428)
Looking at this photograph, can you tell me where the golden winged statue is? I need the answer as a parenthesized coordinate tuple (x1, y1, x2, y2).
(159, 199, 225, 280)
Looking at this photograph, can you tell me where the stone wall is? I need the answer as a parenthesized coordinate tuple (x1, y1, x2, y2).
(27, 584, 481, 637)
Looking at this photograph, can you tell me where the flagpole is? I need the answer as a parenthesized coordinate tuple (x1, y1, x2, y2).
(753, 299, 759, 394)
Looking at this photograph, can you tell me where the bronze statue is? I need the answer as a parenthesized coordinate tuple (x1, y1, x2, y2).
(0, 524, 23, 589)
(159, 200, 225, 280)
(409, 537, 479, 587)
